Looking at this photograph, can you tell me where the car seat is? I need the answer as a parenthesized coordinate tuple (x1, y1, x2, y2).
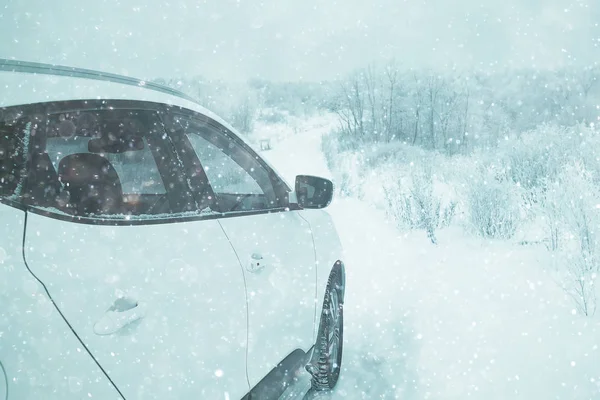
(58, 153, 124, 216)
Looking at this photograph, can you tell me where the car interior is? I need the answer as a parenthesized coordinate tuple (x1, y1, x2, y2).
(22, 110, 175, 216)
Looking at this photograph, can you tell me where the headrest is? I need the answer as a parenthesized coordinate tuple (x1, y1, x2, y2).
(58, 153, 119, 185)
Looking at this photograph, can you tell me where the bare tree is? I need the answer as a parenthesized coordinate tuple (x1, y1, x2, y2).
(331, 72, 368, 146)
(411, 72, 424, 146)
(435, 84, 462, 152)
(230, 95, 256, 135)
(384, 63, 401, 142)
(363, 66, 380, 140)
(456, 83, 470, 153)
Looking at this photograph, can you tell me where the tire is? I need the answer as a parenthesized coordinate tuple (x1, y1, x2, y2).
(307, 263, 345, 391)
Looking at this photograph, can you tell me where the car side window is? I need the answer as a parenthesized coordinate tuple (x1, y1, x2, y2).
(186, 134, 263, 195)
(22, 106, 195, 219)
(164, 114, 284, 213)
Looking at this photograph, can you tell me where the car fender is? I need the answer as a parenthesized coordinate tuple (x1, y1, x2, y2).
(299, 208, 345, 342)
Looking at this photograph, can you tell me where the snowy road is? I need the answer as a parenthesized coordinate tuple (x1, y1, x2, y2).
(260, 124, 600, 400)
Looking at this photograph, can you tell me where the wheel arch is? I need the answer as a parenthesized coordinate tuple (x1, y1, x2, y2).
(305, 259, 345, 391)
(313, 259, 345, 342)
(330, 260, 346, 294)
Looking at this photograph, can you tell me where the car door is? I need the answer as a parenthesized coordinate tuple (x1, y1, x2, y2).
(164, 112, 316, 388)
(21, 101, 249, 400)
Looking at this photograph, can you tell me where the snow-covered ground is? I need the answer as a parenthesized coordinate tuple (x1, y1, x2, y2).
(259, 117, 600, 400)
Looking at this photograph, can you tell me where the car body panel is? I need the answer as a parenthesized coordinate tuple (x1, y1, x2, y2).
(23, 211, 249, 399)
(218, 211, 316, 387)
(0, 203, 122, 399)
(298, 209, 345, 340)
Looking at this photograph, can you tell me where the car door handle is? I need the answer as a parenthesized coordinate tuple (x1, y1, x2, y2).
(93, 296, 147, 336)
(247, 252, 267, 273)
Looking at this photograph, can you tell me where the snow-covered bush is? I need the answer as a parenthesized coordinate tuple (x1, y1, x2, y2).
(537, 180, 564, 251)
(558, 252, 599, 317)
(498, 124, 600, 208)
(502, 139, 555, 205)
(323, 121, 599, 252)
(322, 130, 371, 198)
(575, 124, 600, 186)
(336, 152, 365, 198)
(258, 108, 288, 124)
(410, 166, 440, 243)
(465, 165, 520, 239)
(557, 163, 600, 253)
(543, 163, 600, 315)
(321, 131, 339, 171)
(538, 162, 599, 253)
(229, 96, 256, 134)
(383, 163, 457, 244)
(361, 141, 427, 171)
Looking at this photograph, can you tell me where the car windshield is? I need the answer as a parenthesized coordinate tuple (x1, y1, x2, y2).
(2, 2, 600, 399)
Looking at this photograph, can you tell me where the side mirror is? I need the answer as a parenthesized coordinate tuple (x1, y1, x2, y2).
(295, 175, 334, 209)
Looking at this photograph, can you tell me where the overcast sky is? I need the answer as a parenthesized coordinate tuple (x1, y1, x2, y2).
(1, 0, 598, 81)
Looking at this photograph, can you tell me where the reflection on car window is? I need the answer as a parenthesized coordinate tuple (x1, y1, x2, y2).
(164, 114, 282, 213)
(186, 133, 263, 195)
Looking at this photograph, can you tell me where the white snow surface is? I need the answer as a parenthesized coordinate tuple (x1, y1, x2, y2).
(261, 116, 600, 399)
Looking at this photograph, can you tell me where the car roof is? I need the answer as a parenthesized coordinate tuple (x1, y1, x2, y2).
(0, 59, 227, 123)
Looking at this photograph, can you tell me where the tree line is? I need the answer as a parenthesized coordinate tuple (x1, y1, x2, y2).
(328, 63, 600, 154)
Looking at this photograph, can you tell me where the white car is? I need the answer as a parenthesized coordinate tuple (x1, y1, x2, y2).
(0, 60, 345, 400)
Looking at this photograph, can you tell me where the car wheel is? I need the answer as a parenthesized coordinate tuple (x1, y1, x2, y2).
(307, 265, 344, 391)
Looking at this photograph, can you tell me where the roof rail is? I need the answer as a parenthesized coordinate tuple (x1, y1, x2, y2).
(0, 58, 201, 106)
